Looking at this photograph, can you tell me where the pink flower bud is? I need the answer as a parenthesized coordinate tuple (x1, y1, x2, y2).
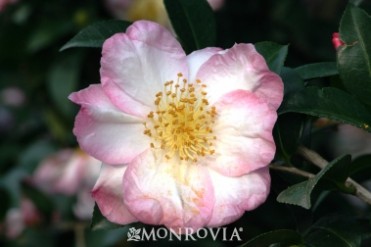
(332, 32, 345, 49)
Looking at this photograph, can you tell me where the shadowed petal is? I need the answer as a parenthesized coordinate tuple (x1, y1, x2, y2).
(69, 84, 149, 165)
(92, 164, 137, 224)
(123, 150, 215, 231)
(207, 90, 276, 176)
(207, 167, 270, 227)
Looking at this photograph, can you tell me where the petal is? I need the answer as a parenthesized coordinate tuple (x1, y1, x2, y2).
(123, 150, 215, 231)
(92, 164, 137, 224)
(100, 20, 188, 116)
(32, 149, 84, 195)
(70, 84, 150, 165)
(196, 43, 283, 109)
(207, 167, 270, 227)
(207, 90, 277, 177)
(187, 47, 222, 82)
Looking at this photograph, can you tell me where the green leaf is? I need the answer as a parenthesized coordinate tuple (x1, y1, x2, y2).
(350, 154, 371, 176)
(28, 20, 74, 52)
(91, 203, 122, 231)
(279, 87, 371, 133)
(239, 229, 304, 247)
(274, 113, 305, 162)
(305, 217, 369, 247)
(277, 155, 351, 209)
(338, 4, 371, 106)
(60, 20, 131, 51)
(47, 52, 84, 118)
(18, 139, 56, 173)
(164, 0, 216, 54)
(255, 41, 288, 74)
(281, 67, 305, 96)
(86, 227, 129, 247)
(295, 62, 338, 80)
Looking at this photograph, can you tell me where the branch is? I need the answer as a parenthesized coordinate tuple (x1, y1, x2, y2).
(298, 146, 371, 206)
(270, 164, 315, 178)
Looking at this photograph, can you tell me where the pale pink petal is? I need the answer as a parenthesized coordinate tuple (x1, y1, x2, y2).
(92, 164, 137, 224)
(196, 43, 283, 110)
(207, 167, 270, 227)
(32, 149, 84, 195)
(53, 151, 88, 195)
(101, 20, 188, 116)
(187, 47, 222, 82)
(206, 90, 276, 176)
(5, 208, 24, 239)
(69, 84, 150, 165)
(100, 82, 150, 118)
(123, 150, 215, 231)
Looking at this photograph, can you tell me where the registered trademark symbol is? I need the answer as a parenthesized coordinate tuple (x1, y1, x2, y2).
(239, 227, 243, 232)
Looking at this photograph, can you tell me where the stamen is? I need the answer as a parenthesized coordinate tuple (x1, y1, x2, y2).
(143, 73, 217, 163)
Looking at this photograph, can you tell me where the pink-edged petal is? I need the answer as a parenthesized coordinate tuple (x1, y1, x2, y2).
(32, 149, 84, 195)
(70, 83, 150, 118)
(196, 43, 283, 109)
(123, 150, 215, 231)
(70, 84, 150, 165)
(207, 90, 276, 177)
(100, 20, 188, 115)
(187, 47, 222, 82)
(101, 81, 150, 118)
(92, 164, 137, 224)
(254, 72, 284, 111)
(207, 167, 270, 227)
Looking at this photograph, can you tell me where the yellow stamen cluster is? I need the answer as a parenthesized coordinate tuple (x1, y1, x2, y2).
(143, 73, 217, 162)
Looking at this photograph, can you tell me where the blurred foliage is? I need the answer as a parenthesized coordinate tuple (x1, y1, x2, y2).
(1, 0, 371, 246)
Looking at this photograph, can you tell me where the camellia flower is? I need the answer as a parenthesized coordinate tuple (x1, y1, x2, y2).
(69, 21, 283, 230)
(31, 148, 100, 219)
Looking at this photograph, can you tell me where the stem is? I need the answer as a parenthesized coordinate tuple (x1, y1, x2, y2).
(75, 223, 86, 247)
(270, 164, 315, 178)
(298, 146, 371, 206)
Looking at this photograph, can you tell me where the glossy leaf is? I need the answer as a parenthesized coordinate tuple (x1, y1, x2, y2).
(28, 20, 74, 52)
(274, 113, 305, 162)
(47, 52, 83, 118)
(279, 87, 371, 133)
(281, 67, 305, 95)
(164, 0, 216, 54)
(277, 155, 351, 209)
(86, 227, 129, 247)
(350, 154, 371, 176)
(338, 4, 371, 106)
(305, 217, 369, 247)
(255, 42, 288, 74)
(240, 229, 304, 247)
(60, 20, 131, 51)
(295, 62, 338, 80)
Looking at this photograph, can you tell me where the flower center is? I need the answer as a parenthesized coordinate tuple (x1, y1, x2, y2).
(144, 73, 217, 162)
